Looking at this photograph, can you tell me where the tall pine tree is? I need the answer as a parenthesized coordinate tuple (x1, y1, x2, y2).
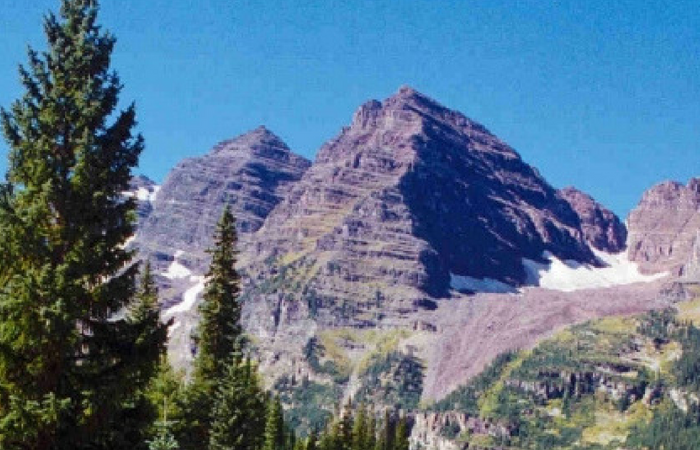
(208, 358, 266, 450)
(262, 395, 287, 450)
(194, 205, 243, 382)
(0, 1, 162, 448)
(179, 206, 245, 449)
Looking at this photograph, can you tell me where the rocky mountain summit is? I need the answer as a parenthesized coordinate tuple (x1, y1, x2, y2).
(127, 87, 694, 431)
(627, 178, 700, 275)
(134, 126, 311, 273)
(242, 86, 607, 332)
(129, 127, 311, 369)
(558, 186, 627, 253)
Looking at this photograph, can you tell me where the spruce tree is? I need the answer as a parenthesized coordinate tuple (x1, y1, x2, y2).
(337, 400, 354, 450)
(208, 358, 266, 450)
(148, 399, 180, 450)
(194, 205, 243, 382)
(130, 262, 171, 390)
(366, 411, 377, 450)
(263, 395, 287, 450)
(0, 1, 161, 448)
(351, 404, 368, 450)
(393, 415, 409, 450)
(306, 429, 319, 450)
(180, 206, 244, 449)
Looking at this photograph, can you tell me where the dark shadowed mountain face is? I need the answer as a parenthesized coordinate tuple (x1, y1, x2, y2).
(242, 86, 603, 328)
(627, 178, 700, 275)
(133, 126, 311, 273)
(558, 186, 628, 253)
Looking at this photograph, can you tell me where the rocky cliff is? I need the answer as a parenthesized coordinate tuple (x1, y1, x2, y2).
(128, 87, 680, 433)
(242, 86, 603, 333)
(627, 178, 700, 275)
(558, 186, 627, 253)
(134, 126, 311, 272)
(126, 174, 159, 222)
(131, 126, 310, 368)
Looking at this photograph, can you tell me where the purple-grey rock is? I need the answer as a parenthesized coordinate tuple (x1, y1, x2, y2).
(134, 126, 311, 273)
(243, 86, 599, 329)
(558, 186, 627, 253)
(627, 178, 700, 275)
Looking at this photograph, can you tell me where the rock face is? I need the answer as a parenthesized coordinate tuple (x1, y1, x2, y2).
(682, 231, 700, 282)
(558, 187, 627, 253)
(134, 126, 311, 273)
(131, 127, 310, 370)
(126, 175, 159, 222)
(627, 178, 700, 275)
(243, 86, 601, 331)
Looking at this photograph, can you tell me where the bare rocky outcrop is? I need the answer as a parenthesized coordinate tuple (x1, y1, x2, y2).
(126, 174, 159, 222)
(627, 178, 700, 275)
(558, 186, 627, 253)
(243, 86, 601, 335)
(130, 127, 310, 369)
(411, 411, 510, 450)
(134, 126, 311, 272)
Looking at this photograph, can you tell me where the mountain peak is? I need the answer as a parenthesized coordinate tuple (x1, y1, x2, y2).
(395, 84, 420, 98)
(384, 85, 443, 110)
(558, 186, 627, 253)
(213, 125, 290, 155)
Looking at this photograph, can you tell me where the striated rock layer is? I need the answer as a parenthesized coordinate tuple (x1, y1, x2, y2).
(135, 126, 311, 273)
(131, 127, 311, 369)
(243, 86, 601, 332)
(627, 178, 700, 275)
(558, 186, 627, 253)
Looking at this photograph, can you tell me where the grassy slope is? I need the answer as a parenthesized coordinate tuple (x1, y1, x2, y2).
(427, 288, 700, 450)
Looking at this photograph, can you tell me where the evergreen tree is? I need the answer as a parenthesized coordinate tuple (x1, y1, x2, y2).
(194, 205, 243, 382)
(130, 261, 171, 391)
(337, 400, 354, 450)
(394, 415, 409, 450)
(0, 1, 161, 448)
(375, 411, 394, 450)
(263, 395, 287, 450)
(180, 206, 244, 448)
(306, 429, 319, 450)
(148, 399, 180, 450)
(366, 410, 377, 450)
(146, 357, 186, 444)
(351, 405, 368, 450)
(208, 358, 266, 450)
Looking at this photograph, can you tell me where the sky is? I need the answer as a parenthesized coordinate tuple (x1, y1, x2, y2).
(1, 0, 698, 217)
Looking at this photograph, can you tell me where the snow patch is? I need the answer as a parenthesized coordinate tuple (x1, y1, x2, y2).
(450, 273, 517, 294)
(167, 276, 205, 315)
(523, 249, 667, 293)
(168, 321, 181, 337)
(162, 260, 192, 279)
(122, 185, 160, 203)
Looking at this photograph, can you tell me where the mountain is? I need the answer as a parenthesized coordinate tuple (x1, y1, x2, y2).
(242, 86, 605, 332)
(627, 178, 700, 275)
(129, 87, 685, 436)
(125, 174, 159, 221)
(135, 126, 311, 272)
(558, 186, 627, 253)
(131, 126, 310, 368)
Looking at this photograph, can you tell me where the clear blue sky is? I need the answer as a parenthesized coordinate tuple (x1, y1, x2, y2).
(1, 0, 698, 217)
